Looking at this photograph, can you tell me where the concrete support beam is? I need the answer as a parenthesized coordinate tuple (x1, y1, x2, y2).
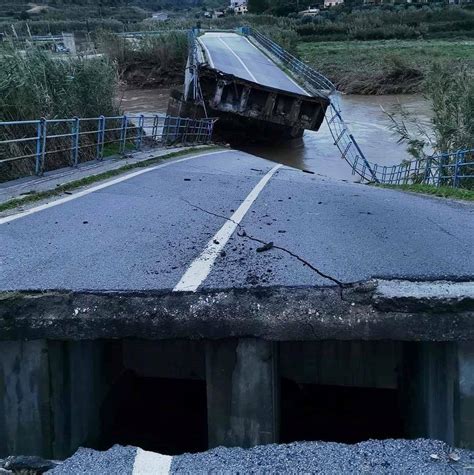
(206, 338, 279, 449)
(263, 93, 277, 118)
(0, 340, 105, 459)
(402, 341, 474, 449)
(457, 342, 474, 448)
(0, 340, 51, 457)
(48, 341, 104, 459)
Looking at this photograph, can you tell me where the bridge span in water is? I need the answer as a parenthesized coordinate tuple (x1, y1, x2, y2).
(169, 29, 330, 141)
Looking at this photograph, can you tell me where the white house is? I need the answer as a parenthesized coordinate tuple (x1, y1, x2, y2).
(299, 6, 320, 15)
(230, 0, 248, 14)
(324, 0, 344, 7)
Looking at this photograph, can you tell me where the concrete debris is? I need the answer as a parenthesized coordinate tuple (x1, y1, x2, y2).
(3, 455, 58, 474)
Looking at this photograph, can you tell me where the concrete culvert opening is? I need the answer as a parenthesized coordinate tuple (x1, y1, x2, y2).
(99, 371, 208, 455)
(280, 380, 405, 444)
(95, 339, 407, 455)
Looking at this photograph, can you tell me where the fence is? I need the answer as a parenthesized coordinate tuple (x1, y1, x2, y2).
(0, 114, 216, 181)
(351, 149, 474, 188)
(245, 28, 336, 96)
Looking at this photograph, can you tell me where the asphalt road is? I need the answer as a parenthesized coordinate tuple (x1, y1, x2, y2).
(197, 32, 308, 96)
(1, 149, 473, 293)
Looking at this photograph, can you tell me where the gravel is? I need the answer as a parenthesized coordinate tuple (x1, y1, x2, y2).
(171, 439, 474, 474)
(48, 445, 137, 475)
(46, 439, 474, 474)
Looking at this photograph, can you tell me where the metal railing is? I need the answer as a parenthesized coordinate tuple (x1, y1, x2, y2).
(0, 114, 216, 181)
(357, 149, 474, 188)
(244, 27, 336, 96)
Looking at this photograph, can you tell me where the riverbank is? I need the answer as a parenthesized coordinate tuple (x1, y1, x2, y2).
(298, 39, 474, 94)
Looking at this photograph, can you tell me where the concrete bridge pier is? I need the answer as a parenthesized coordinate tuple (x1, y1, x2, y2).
(0, 340, 105, 459)
(206, 338, 280, 448)
(402, 341, 474, 449)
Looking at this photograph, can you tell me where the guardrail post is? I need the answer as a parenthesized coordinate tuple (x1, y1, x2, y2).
(152, 115, 159, 141)
(135, 114, 145, 150)
(423, 156, 432, 185)
(71, 117, 80, 167)
(119, 115, 128, 155)
(183, 119, 190, 145)
(176, 117, 182, 144)
(96, 116, 106, 160)
(453, 151, 462, 188)
(35, 118, 47, 176)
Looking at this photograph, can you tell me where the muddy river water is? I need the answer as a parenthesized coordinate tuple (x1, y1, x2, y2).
(121, 88, 431, 182)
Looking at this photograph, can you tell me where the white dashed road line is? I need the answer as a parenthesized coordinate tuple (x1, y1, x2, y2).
(132, 448, 172, 475)
(0, 150, 230, 225)
(217, 37, 258, 83)
(173, 164, 282, 292)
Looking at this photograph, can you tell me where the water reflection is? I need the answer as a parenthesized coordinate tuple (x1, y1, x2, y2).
(121, 88, 432, 182)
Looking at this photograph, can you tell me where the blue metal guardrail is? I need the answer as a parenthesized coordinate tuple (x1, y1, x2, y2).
(0, 114, 216, 179)
(243, 28, 473, 189)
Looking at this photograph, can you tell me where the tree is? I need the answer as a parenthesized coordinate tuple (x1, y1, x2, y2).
(248, 0, 269, 14)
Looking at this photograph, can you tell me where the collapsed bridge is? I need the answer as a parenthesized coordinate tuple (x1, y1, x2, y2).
(169, 29, 331, 141)
(169, 27, 378, 181)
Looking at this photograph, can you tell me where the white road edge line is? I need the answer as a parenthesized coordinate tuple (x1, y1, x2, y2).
(173, 164, 282, 292)
(0, 150, 231, 225)
(132, 448, 172, 475)
(197, 38, 215, 69)
(246, 39, 310, 97)
(217, 37, 258, 83)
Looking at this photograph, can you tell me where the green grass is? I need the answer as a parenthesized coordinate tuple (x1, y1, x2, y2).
(380, 183, 474, 201)
(0, 146, 220, 213)
(298, 39, 474, 94)
(103, 142, 135, 158)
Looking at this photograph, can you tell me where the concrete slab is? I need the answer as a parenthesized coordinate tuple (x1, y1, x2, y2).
(198, 33, 308, 96)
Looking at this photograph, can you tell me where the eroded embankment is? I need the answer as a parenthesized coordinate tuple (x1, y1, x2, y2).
(1, 280, 473, 341)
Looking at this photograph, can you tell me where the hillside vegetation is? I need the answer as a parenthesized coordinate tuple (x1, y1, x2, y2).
(298, 39, 474, 94)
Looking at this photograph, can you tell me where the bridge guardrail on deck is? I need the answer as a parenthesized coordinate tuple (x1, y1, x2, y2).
(0, 114, 216, 181)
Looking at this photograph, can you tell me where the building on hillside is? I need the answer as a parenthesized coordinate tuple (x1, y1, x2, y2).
(324, 0, 344, 6)
(230, 0, 248, 14)
(299, 6, 320, 15)
(151, 12, 169, 21)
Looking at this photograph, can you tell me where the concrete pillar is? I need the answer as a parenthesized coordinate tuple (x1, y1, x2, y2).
(206, 338, 279, 449)
(0, 340, 105, 459)
(456, 342, 474, 448)
(402, 342, 456, 444)
(48, 341, 104, 459)
(402, 341, 474, 449)
(62, 33, 76, 54)
(0, 341, 52, 457)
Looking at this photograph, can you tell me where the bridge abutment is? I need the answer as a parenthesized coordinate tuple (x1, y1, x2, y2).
(401, 341, 474, 449)
(1, 336, 474, 459)
(0, 340, 105, 459)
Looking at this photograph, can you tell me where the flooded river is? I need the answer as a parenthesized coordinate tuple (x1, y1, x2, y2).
(121, 88, 431, 182)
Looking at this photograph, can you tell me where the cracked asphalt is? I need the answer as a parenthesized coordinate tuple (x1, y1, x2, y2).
(1, 149, 473, 292)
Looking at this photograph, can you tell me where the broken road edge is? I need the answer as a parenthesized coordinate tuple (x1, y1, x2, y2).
(1, 279, 473, 341)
